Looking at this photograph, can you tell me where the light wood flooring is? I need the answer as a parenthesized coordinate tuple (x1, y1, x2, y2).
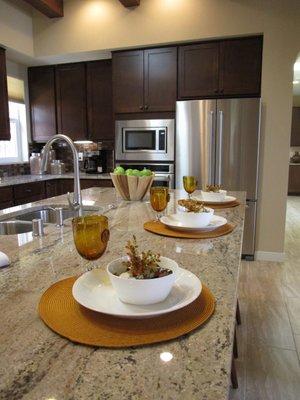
(230, 196, 300, 400)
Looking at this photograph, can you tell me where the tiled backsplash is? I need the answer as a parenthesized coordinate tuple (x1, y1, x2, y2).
(0, 141, 114, 177)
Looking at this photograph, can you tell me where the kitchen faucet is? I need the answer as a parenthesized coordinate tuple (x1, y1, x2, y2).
(41, 134, 82, 214)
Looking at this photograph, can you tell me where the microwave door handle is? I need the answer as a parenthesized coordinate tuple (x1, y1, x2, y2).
(217, 110, 224, 185)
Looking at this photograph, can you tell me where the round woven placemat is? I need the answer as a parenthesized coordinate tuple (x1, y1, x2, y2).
(144, 220, 235, 239)
(39, 277, 215, 347)
(202, 200, 240, 209)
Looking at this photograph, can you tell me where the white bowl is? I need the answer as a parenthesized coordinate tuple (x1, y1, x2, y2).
(176, 207, 214, 228)
(200, 190, 227, 202)
(107, 256, 177, 305)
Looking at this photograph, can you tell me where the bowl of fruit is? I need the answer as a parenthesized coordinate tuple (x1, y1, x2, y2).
(110, 166, 154, 201)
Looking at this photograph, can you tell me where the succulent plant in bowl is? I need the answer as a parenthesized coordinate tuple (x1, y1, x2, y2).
(107, 236, 177, 305)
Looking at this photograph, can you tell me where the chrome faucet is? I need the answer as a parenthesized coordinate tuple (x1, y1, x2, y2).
(41, 134, 82, 214)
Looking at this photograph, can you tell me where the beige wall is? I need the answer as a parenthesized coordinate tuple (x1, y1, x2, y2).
(3, 0, 300, 255)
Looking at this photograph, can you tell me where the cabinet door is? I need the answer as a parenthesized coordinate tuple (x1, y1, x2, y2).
(219, 37, 262, 96)
(28, 66, 57, 142)
(178, 42, 219, 98)
(80, 179, 113, 189)
(112, 50, 144, 113)
(56, 63, 88, 140)
(0, 48, 10, 140)
(45, 179, 61, 198)
(290, 107, 300, 146)
(288, 165, 300, 194)
(87, 60, 113, 141)
(144, 47, 177, 112)
(14, 181, 46, 201)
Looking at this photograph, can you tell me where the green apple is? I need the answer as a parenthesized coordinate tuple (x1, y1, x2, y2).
(140, 168, 152, 177)
(132, 169, 141, 176)
(113, 166, 125, 175)
(125, 169, 134, 176)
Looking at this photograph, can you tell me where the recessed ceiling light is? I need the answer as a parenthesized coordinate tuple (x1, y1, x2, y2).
(293, 80, 299, 85)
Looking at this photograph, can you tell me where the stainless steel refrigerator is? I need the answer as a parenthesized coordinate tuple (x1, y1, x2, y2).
(175, 98, 261, 259)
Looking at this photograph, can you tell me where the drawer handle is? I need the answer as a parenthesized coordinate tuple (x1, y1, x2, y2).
(25, 189, 32, 193)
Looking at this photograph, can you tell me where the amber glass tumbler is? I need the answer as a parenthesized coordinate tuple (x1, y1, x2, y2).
(150, 187, 170, 220)
(183, 176, 197, 199)
(72, 215, 109, 262)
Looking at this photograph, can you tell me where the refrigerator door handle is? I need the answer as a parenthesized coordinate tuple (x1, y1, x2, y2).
(208, 110, 215, 185)
(217, 110, 224, 185)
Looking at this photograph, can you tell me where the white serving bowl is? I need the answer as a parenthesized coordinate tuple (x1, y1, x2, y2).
(107, 256, 177, 305)
(176, 207, 214, 228)
(200, 189, 227, 202)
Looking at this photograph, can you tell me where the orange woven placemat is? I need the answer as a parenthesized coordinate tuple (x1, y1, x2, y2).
(38, 277, 215, 347)
(144, 220, 235, 239)
(203, 200, 240, 209)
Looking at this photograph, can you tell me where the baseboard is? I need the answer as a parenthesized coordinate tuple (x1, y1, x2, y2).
(255, 251, 285, 262)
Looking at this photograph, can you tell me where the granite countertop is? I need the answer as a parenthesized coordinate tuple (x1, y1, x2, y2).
(0, 172, 112, 188)
(0, 189, 245, 400)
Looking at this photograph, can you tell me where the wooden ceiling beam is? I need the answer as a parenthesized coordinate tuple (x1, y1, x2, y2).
(22, 0, 63, 18)
(119, 0, 140, 7)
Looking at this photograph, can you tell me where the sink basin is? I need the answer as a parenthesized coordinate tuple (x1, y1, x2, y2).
(14, 205, 99, 224)
(0, 221, 33, 235)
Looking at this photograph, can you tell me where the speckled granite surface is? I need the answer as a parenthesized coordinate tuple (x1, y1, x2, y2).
(0, 189, 245, 400)
(0, 173, 111, 187)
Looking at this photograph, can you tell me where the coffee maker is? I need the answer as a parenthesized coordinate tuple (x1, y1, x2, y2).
(80, 150, 107, 174)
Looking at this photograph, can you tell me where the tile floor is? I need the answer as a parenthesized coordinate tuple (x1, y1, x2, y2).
(230, 196, 300, 400)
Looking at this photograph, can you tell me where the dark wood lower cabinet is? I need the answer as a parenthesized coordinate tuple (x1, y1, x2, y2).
(0, 178, 113, 210)
(13, 181, 46, 206)
(288, 165, 300, 194)
(80, 179, 113, 189)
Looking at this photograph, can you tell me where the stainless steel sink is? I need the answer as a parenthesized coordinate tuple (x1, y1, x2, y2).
(14, 205, 99, 224)
(0, 221, 33, 235)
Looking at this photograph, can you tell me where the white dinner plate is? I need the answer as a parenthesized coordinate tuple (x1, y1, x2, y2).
(193, 195, 237, 204)
(161, 214, 227, 232)
(72, 267, 201, 318)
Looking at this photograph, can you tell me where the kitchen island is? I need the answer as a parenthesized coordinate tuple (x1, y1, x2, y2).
(0, 188, 245, 400)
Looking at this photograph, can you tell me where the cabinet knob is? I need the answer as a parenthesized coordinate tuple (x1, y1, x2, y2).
(144, 105, 149, 110)
(220, 89, 224, 93)
(139, 105, 144, 110)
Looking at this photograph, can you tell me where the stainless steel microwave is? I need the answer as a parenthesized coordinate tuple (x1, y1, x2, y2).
(115, 119, 175, 161)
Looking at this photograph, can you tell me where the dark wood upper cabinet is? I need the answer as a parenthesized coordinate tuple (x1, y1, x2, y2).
(219, 37, 263, 96)
(112, 50, 144, 114)
(144, 47, 177, 112)
(0, 47, 10, 141)
(178, 42, 219, 98)
(87, 60, 113, 141)
(55, 63, 87, 141)
(113, 47, 177, 113)
(178, 36, 262, 99)
(290, 107, 300, 146)
(28, 66, 57, 142)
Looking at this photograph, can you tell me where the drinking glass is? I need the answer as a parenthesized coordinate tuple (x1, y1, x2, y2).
(72, 215, 110, 270)
(150, 187, 170, 220)
(183, 176, 197, 199)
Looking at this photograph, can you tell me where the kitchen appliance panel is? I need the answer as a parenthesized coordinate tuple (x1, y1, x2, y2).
(216, 98, 261, 199)
(175, 100, 216, 189)
(242, 200, 257, 259)
(115, 119, 175, 162)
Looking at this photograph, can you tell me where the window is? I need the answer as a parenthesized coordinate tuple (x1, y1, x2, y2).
(0, 101, 29, 164)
